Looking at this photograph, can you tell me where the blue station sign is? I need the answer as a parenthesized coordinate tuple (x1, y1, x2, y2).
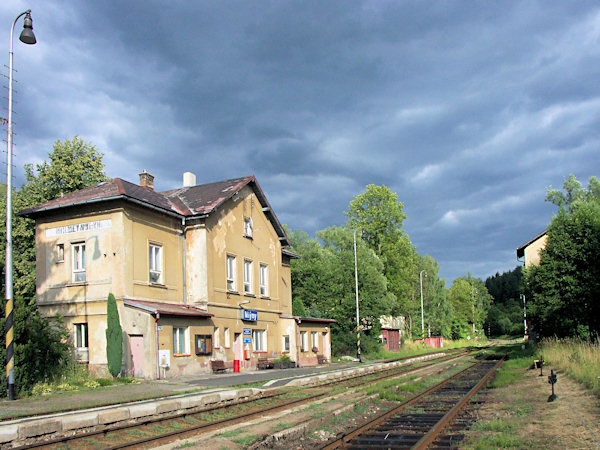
(243, 328, 251, 335)
(243, 337, 252, 344)
(241, 309, 258, 321)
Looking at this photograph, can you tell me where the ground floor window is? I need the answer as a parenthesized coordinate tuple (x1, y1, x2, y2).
(195, 334, 212, 355)
(173, 327, 188, 354)
(74, 322, 89, 361)
(283, 335, 290, 352)
(311, 331, 319, 351)
(253, 329, 266, 352)
(224, 328, 230, 348)
(214, 327, 220, 348)
(300, 331, 308, 352)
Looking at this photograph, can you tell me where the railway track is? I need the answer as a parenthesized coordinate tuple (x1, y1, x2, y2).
(17, 349, 475, 449)
(319, 356, 504, 449)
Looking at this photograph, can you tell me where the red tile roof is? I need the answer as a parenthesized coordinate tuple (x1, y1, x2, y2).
(19, 174, 290, 245)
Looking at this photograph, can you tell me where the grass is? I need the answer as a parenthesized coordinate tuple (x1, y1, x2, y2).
(361, 337, 484, 362)
(216, 429, 242, 438)
(540, 337, 600, 395)
(471, 417, 514, 432)
(270, 422, 294, 431)
(467, 434, 533, 449)
(232, 434, 258, 445)
(173, 442, 196, 449)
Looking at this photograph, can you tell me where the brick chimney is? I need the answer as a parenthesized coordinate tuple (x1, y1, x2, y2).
(139, 170, 154, 190)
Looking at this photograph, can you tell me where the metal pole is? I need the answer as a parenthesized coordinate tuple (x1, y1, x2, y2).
(419, 270, 427, 339)
(353, 230, 361, 362)
(471, 287, 477, 336)
(521, 294, 528, 340)
(5, 9, 34, 401)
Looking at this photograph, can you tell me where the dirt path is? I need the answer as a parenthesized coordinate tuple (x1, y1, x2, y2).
(464, 365, 600, 449)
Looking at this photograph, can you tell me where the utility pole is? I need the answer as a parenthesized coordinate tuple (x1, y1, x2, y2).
(353, 230, 362, 362)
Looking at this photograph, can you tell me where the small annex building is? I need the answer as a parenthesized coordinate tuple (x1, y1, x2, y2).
(20, 172, 333, 378)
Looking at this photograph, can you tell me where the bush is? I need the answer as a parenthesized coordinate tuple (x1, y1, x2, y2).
(106, 293, 123, 378)
(0, 297, 72, 397)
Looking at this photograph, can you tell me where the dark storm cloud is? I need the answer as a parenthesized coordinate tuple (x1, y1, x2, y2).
(2, 1, 599, 284)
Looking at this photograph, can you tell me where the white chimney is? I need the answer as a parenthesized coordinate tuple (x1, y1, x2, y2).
(183, 172, 196, 187)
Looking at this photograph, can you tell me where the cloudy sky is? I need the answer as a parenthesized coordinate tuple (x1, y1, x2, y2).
(2, 1, 598, 284)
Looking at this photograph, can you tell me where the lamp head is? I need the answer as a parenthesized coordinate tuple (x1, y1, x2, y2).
(19, 11, 36, 45)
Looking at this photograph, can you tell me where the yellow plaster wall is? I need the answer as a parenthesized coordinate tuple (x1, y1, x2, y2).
(524, 234, 548, 267)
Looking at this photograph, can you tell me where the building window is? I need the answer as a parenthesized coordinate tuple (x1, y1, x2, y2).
(300, 331, 308, 352)
(259, 264, 268, 296)
(226, 255, 236, 291)
(224, 328, 230, 348)
(244, 260, 253, 294)
(149, 244, 162, 283)
(214, 327, 220, 348)
(56, 244, 64, 263)
(244, 217, 253, 238)
(173, 327, 188, 354)
(72, 242, 86, 282)
(253, 329, 266, 352)
(74, 323, 88, 361)
(195, 334, 212, 355)
(283, 335, 290, 352)
(311, 332, 319, 351)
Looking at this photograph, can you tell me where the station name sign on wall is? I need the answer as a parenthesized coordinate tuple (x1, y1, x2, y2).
(240, 309, 258, 321)
(46, 219, 112, 237)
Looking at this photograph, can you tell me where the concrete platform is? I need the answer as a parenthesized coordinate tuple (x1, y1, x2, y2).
(0, 353, 443, 446)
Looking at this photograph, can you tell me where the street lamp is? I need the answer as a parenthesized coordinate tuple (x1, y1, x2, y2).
(353, 230, 362, 362)
(471, 286, 478, 336)
(419, 270, 427, 339)
(5, 9, 36, 401)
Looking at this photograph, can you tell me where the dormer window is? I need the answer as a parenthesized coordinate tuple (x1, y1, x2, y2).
(244, 217, 253, 238)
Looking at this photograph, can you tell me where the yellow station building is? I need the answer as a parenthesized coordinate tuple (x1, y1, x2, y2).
(20, 172, 333, 378)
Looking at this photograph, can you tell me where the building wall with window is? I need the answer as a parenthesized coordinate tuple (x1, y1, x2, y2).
(22, 173, 332, 378)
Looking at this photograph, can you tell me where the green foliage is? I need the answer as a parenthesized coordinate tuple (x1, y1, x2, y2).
(288, 225, 395, 355)
(0, 297, 72, 397)
(485, 267, 525, 337)
(527, 175, 600, 339)
(448, 276, 492, 339)
(106, 293, 123, 378)
(288, 183, 466, 353)
(292, 297, 307, 316)
(0, 137, 107, 397)
(346, 184, 406, 254)
(21, 136, 107, 206)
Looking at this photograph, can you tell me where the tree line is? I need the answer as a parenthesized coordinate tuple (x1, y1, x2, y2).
(1, 137, 107, 396)
(287, 184, 492, 355)
(524, 175, 600, 340)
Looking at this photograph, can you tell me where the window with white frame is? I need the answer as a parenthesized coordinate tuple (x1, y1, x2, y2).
(224, 328, 230, 348)
(311, 331, 319, 351)
(74, 323, 88, 361)
(283, 335, 290, 352)
(226, 255, 236, 291)
(149, 243, 162, 283)
(252, 329, 266, 352)
(244, 259, 253, 294)
(259, 264, 268, 296)
(72, 242, 86, 282)
(214, 327, 220, 348)
(74, 323, 88, 349)
(244, 217, 253, 238)
(173, 327, 188, 354)
(300, 331, 308, 352)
